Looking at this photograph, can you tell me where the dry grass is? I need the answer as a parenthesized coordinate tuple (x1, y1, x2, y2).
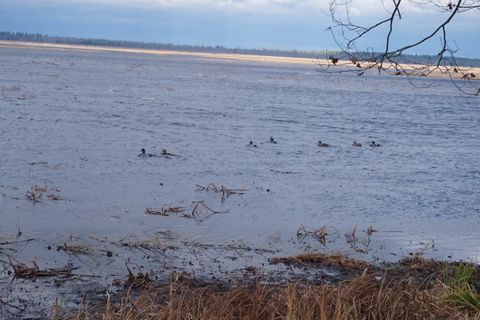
(25, 184, 47, 204)
(25, 183, 62, 203)
(71, 271, 480, 320)
(146, 201, 224, 221)
(7, 256, 76, 279)
(145, 206, 186, 217)
(296, 225, 340, 246)
(56, 242, 93, 256)
(118, 236, 175, 254)
(195, 183, 247, 201)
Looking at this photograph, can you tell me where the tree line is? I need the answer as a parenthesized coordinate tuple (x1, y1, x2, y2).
(1, 31, 479, 67)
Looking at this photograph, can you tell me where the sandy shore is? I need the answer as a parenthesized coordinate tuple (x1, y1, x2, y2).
(2, 40, 479, 80)
(0, 40, 320, 65)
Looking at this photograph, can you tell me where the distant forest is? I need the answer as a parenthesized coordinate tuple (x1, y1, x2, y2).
(1, 31, 479, 67)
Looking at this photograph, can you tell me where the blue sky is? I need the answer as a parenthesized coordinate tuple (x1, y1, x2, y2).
(0, 0, 479, 57)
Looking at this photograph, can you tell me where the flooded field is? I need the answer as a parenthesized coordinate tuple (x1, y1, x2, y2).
(0, 43, 479, 317)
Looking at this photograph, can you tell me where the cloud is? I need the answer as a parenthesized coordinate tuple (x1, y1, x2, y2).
(10, 0, 462, 18)
(3, 0, 478, 56)
(8, 0, 327, 11)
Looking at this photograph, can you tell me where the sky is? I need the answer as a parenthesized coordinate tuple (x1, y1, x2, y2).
(0, 0, 479, 57)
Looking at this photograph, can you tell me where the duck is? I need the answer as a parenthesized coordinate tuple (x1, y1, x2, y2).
(270, 137, 277, 144)
(352, 141, 362, 147)
(138, 148, 154, 157)
(317, 141, 330, 147)
(369, 141, 381, 147)
(161, 149, 175, 156)
(249, 141, 258, 148)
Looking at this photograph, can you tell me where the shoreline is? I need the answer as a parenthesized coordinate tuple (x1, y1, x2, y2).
(0, 40, 319, 65)
(17, 253, 480, 319)
(1, 40, 479, 81)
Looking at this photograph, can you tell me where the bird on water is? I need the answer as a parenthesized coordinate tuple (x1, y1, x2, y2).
(317, 141, 330, 147)
(352, 141, 362, 147)
(161, 149, 175, 156)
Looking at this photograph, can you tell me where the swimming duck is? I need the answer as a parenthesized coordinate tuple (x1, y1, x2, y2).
(352, 141, 362, 147)
(317, 141, 330, 147)
(138, 148, 154, 157)
(369, 141, 381, 147)
(161, 149, 175, 156)
(248, 141, 258, 148)
(270, 137, 277, 144)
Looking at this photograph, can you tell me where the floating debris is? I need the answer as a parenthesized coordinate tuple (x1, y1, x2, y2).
(191, 201, 224, 219)
(146, 201, 225, 221)
(195, 183, 247, 201)
(25, 184, 48, 204)
(56, 242, 92, 256)
(118, 235, 175, 254)
(8, 257, 77, 280)
(25, 184, 61, 204)
(145, 206, 186, 217)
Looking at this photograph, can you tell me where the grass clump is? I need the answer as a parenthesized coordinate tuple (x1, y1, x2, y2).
(441, 263, 480, 311)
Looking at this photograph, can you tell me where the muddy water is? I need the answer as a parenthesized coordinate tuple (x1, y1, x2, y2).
(0, 44, 479, 316)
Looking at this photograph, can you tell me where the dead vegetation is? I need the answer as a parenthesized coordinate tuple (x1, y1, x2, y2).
(146, 201, 224, 221)
(56, 242, 93, 256)
(270, 252, 371, 271)
(124, 263, 152, 289)
(118, 235, 176, 254)
(7, 257, 76, 280)
(297, 225, 340, 246)
(195, 183, 247, 201)
(72, 265, 480, 320)
(344, 224, 373, 253)
(145, 206, 186, 217)
(25, 183, 62, 204)
(297, 224, 376, 253)
(25, 184, 47, 204)
(1, 85, 35, 100)
(183, 240, 277, 254)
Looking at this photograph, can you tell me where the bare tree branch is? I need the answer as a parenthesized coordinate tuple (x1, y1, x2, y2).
(324, 0, 480, 96)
